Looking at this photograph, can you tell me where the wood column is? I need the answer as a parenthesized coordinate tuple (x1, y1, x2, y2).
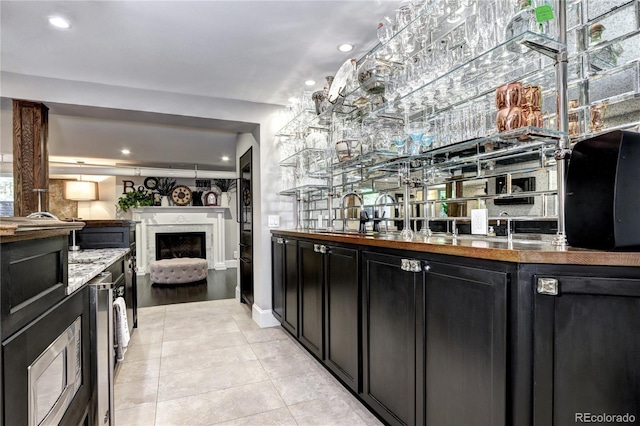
(12, 100, 49, 216)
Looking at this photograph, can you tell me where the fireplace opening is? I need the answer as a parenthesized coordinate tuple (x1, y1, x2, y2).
(155, 232, 206, 260)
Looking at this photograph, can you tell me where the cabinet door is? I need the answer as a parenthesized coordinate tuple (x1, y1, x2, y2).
(283, 239, 298, 336)
(424, 260, 507, 426)
(533, 273, 640, 426)
(298, 241, 324, 359)
(271, 237, 285, 323)
(362, 250, 424, 426)
(324, 245, 359, 393)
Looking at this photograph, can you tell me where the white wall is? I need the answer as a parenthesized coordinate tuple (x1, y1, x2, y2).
(3, 72, 281, 327)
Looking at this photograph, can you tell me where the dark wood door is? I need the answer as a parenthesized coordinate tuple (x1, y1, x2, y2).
(324, 244, 359, 392)
(283, 238, 299, 336)
(239, 148, 253, 305)
(533, 270, 640, 426)
(424, 260, 507, 426)
(362, 250, 424, 426)
(298, 241, 323, 359)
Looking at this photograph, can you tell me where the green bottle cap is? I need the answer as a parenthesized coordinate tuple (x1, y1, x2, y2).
(535, 5, 554, 22)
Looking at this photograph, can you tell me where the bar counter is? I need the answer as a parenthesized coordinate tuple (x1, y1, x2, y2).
(0, 217, 85, 243)
(273, 229, 640, 267)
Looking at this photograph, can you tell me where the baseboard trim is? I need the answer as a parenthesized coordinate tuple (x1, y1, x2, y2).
(251, 304, 281, 328)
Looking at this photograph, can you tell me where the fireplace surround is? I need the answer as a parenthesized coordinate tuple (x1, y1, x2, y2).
(132, 206, 231, 274)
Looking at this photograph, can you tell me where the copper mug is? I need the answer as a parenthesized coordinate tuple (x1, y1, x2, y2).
(523, 86, 542, 109)
(506, 106, 524, 130)
(495, 82, 523, 109)
(496, 84, 508, 109)
(522, 107, 544, 127)
(590, 104, 607, 132)
(496, 108, 509, 132)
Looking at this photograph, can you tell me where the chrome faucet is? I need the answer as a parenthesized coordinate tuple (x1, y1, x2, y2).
(373, 193, 396, 233)
(339, 192, 363, 232)
(497, 211, 512, 240)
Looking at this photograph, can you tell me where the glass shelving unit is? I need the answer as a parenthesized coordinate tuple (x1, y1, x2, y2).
(274, 1, 639, 242)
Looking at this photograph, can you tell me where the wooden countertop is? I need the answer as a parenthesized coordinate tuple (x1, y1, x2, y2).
(72, 219, 138, 228)
(0, 217, 85, 243)
(272, 230, 640, 267)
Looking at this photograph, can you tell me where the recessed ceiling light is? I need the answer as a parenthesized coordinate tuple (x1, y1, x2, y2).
(338, 43, 354, 52)
(305, 80, 316, 86)
(222, 156, 230, 161)
(121, 149, 130, 155)
(49, 16, 71, 29)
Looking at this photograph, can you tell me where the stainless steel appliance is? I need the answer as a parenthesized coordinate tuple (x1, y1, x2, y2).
(27, 316, 82, 426)
(89, 272, 114, 426)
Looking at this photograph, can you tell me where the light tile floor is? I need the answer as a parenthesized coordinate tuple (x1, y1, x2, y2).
(114, 299, 382, 426)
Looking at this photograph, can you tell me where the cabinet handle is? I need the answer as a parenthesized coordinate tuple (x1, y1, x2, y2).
(276, 238, 284, 244)
(401, 259, 422, 272)
(313, 244, 320, 253)
(319, 245, 328, 254)
(537, 277, 559, 295)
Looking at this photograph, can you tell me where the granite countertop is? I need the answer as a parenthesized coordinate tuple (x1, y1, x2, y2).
(67, 248, 130, 294)
(272, 230, 640, 267)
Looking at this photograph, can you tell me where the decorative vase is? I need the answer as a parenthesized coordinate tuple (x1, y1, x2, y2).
(161, 195, 170, 207)
(220, 192, 229, 207)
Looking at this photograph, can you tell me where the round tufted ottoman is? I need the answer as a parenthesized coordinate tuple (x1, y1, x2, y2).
(149, 257, 208, 285)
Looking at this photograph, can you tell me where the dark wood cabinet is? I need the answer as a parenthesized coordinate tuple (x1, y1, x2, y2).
(73, 222, 135, 252)
(1, 236, 67, 340)
(274, 237, 358, 391)
(324, 244, 359, 392)
(271, 237, 285, 322)
(74, 221, 137, 330)
(271, 237, 298, 336)
(271, 232, 640, 426)
(530, 265, 640, 426)
(2, 286, 91, 426)
(298, 240, 324, 359)
(284, 239, 299, 335)
(424, 260, 507, 426)
(362, 250, 424, 426)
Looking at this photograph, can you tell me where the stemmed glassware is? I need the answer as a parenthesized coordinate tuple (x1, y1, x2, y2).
(391, 128, 408, 155)
(407, 121, 425, 155)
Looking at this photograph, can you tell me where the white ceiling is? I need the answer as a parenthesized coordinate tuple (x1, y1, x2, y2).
(1, 1, 399, 172)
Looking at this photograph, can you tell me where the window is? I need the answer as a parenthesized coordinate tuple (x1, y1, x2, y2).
(0, 177, 14, 217)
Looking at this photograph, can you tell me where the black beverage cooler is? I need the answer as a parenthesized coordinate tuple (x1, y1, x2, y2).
(566, 130, 640, 250)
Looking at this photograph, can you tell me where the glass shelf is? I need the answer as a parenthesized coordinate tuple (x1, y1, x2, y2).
(367, 32, 565, 122)
(278, 184, 328, 197)
(368, 127, 564, 172)
(279, 148, 326, 167)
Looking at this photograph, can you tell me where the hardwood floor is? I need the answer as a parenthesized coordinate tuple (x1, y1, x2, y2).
(137, 268, 237, 308)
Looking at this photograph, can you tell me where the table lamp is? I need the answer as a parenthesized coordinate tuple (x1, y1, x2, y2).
(64, 178, 99, 251)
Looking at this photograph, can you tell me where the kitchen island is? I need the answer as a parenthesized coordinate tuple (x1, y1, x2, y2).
(0, 219, 132, 425)
(272, 229, 640, 426)
(68, 248, 130, 293)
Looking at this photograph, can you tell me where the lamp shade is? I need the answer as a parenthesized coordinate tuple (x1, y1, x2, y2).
(64, 180, 99, 201)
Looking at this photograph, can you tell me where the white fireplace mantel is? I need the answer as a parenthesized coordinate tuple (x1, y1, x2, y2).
(132, 206, 231, 275)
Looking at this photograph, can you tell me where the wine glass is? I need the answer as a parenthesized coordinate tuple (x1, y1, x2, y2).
(420, 119, 436, 151)
(391, 129, 408, 155)
(408, 120, 425, 144)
